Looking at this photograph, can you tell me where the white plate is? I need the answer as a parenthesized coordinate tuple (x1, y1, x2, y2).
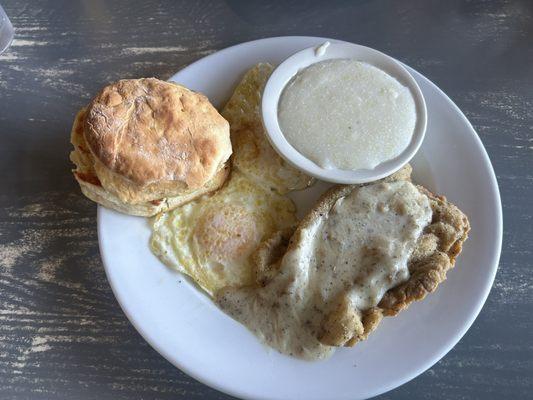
(98, 37, 502, 400)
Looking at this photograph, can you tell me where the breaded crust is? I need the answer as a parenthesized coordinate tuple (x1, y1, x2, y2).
(254, 165, 470, 347)
(83, 78, 232, 203)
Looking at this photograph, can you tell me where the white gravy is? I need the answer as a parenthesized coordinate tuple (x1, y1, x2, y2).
(216, 180, 432, 360)
(278, 59, 417, 170)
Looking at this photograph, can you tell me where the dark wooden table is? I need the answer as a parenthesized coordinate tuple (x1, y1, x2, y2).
(0, 1, 531, 399)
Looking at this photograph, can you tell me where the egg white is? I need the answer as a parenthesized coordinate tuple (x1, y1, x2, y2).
(150, 171, 297, 295)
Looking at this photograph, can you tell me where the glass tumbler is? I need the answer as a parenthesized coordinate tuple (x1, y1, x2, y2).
(0, 4, 13, 54)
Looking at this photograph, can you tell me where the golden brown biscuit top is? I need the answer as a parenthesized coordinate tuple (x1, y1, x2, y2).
(84, 78, 231, 188)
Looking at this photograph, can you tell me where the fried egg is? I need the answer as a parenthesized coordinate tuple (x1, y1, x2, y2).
(150, 171, 297, 295)
(221, 63, 314, 194)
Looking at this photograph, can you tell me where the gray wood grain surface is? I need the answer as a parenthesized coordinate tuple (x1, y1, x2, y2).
(0, 0, 531, 399)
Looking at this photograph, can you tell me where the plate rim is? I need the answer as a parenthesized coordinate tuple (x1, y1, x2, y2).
(97, 36, 503, 400)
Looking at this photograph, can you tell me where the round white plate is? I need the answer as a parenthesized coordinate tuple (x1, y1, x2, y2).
(98, 37, 502, 400)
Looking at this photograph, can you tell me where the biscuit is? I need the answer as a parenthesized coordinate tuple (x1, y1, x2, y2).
(70, 100, 230, 216)
(71, 78, 232, 216)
